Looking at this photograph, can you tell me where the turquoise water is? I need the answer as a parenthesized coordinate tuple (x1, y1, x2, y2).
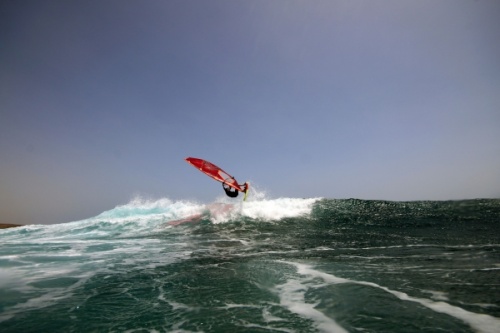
(1, 196, 499, 332)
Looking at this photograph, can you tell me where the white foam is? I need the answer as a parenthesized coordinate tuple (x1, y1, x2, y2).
(124, 329, 162, 333)
(0, 270, 92, 323)
(274, 277, 349, 333)
(167, 300, 196, 311)
(284, 261, 500, 333)
(262, 308, 285, 322)
(240, 197, 320, 221)
(240, 322, 294, 333)
(0, 268, 25, 289)
(92, 195, 320, 227)
(165, 196, 321, 225)
(474, 267, 500, 271)
(422, 289, 449, 301)
(219, 303, 262, 310)
(3, 196, 320, 238)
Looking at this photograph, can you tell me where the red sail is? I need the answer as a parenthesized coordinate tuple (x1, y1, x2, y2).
(185, 157, 244, 192)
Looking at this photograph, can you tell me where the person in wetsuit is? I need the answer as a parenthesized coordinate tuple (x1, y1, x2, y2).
(223, 182, 239, 197)
(222, 178, 249, 198)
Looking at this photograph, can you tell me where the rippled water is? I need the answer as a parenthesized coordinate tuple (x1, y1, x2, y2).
(1, 197, 499, 332)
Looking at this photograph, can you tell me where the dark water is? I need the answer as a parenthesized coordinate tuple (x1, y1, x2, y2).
(1, 197, 499, 332)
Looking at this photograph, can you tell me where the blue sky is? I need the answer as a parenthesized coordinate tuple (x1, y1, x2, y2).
(1, 0, 499, 224)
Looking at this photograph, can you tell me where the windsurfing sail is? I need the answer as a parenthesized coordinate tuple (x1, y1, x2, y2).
(185, 157, 249, 200)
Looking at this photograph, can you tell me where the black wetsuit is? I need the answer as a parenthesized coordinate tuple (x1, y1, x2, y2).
(223, 184, 239, 197)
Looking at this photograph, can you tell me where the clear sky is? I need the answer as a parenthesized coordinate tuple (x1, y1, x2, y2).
(1, 0, 499, 225)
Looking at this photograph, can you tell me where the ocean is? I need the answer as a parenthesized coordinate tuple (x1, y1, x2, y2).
(1, 195, 499, 333)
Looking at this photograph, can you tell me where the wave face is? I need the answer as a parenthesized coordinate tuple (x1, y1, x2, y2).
(1, 197, 499, 333)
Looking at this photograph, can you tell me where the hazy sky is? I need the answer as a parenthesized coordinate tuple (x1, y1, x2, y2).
(1, 0, 499, 224)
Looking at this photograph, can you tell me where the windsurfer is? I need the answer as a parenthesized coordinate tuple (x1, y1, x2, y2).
(223, 183, 239, 197)
(222, 180, 249, 198)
